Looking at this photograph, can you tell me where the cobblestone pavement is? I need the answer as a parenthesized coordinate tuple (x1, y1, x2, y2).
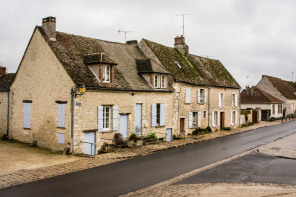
(0, 119, 293, 190)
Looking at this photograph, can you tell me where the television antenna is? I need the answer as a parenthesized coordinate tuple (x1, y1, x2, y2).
(292, 72, 294, 82)
(246, 75, 249, 87)
(176, 14, 191, 36)
(118, 29, 133, 43)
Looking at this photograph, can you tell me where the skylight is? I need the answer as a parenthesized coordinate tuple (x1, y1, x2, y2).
(175, 62, 182, 68)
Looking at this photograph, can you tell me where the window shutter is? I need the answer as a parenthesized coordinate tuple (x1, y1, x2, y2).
(160, 103, 165, 126)
(151, 104, 156, 127)
(188, 112, 193, 128)
(197, 89, 201, 104)
(218, 93, 221, 108)
(24, 103, 31, 129)
(230, 111, 233, 126)
(113, 105, 118, 130)
(235, 94, 238, 107)
(58, 104, 65, 127)
(98, 106, 103, 132)
(204, 89, 207, 104)
(212, 111, 215, 127)
(217, 111, 220, 126)
(235, 111, 238, 124)
(198, 112, 201, 127)
(185, 88, 191, 103)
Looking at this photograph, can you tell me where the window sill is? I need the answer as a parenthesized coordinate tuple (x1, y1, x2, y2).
(101, 130, 114, 133)
(24, 128, 31, 130)
(155, 125, 165, 128)
(102, 81, 111, 84)
(57, 127, 66, 129)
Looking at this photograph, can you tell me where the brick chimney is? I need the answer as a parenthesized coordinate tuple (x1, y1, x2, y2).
(42, 16, 56, 41)
(0, 67, 6, 77)
(174, 35, 189, 55)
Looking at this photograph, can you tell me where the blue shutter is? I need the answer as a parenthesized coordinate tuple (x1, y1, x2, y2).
(235, 94, 238, 107)
(204, 89, 207, 104)
(58, 133, 65, 144)
(185, 88, 191, 103)
(197, 89, 201, 104)
(135, 104, 142, 134)
(58, 104, 65, 127)
(24, 103, 31, 129)
(151, 104, 156, 127)
(113, 105, 118, 130)
(98, 106, 103, 132)
(198, 112, 201, 127)
(188, 112, 193, 129)
(219, 93, 222, 108)
(160, 103, 165, 126)
(212, 111, 215, 127)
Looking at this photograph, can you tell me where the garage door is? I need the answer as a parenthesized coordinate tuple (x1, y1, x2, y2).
(84, 132, 95, 155)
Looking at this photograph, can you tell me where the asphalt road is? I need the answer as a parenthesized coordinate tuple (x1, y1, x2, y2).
(1, 121, 296, 197)
(176, 152, 296, 185)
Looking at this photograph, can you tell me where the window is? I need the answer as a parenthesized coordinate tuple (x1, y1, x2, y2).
(272, 105, 275, 115)
(175, 62, 182, 68)
(24, 102, 31, 129)
(213, 111, 218, 126)
(161, 75, 166, 88)
(197, 89, 207, 104)
(231, 111, 237, 125)
(151, 103, 165, 126)
(232, 111, 236, 125)
(57, 103, 65, 128)
(185, 88, 191, 103)
(58, 133, 65, 144)
(278, 104, 282, 113)
(204, 111, 207, 118)
(154, 75, 159, 88)
(156, 104, 160, 125)
(189, 112, 201, 128)
(103, 106, 111, 130)
(103, 65, 110, 82)
(219, 93, 223, 108)
(232, 94, 237, 107)
(192, 112, 198, 126)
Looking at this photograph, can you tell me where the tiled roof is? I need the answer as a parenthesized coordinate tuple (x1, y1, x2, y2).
(37, 27, 155, 90)
(0, 73, 16, 91)
(263, 75, 296, 99)
(142, 39, 240, 88)
(83, 53, 117, 65)
(241, 86, 283, 104)
(136, 59, 170, 74)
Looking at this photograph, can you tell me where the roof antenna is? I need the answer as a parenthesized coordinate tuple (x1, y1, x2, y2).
(176, 14, 191, 36)
(118, 29, 133, 43)
(246, 75, 249, 87)
(292, 72, 294, 82)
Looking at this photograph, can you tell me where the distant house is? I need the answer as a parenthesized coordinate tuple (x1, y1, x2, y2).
(256, 75, 296, 117)
(241, 86, 284, 122)
(0, 67, 15, 137)
(7, 16, 240, 155)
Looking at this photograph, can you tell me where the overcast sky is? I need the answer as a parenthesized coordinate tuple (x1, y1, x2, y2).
(1, 0, 296, 88)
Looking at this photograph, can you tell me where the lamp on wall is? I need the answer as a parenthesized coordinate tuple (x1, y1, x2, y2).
(75, 84, 86, 97)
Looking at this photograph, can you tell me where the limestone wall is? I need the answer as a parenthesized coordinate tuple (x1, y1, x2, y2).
(0, 92, 8, 137)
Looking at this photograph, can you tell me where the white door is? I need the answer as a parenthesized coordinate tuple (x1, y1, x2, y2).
(166, 128, 172, 142)
(84, 132, 95, 155)
(120, 114, 128, 138)
(135, 104, 142, 135)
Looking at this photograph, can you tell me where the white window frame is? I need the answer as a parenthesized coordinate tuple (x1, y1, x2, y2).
(103, 65, 110, 83)
(161, 75, 166, 88)
(278, 104, 282, 113)
(103, 106, 111, 130)
(154, 74, 159, 88)
(192, 112, 198, 127)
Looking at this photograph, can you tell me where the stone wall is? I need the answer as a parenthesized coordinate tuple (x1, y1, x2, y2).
(9, 28, 75, 151)
(0, 92, 8, 137)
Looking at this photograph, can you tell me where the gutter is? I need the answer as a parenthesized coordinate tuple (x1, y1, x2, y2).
(86, 86, 172, 93)
(174, 79, 241, 89)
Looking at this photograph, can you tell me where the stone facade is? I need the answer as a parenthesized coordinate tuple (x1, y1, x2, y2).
(0, 92, 8, 137)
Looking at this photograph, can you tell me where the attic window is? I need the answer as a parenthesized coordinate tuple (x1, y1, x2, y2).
(175, 62, 182, 68)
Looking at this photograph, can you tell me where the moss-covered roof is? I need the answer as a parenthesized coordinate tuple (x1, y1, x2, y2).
(0, 73, 16, 91)
(142, 39, 240, 88)
(83, 53, 117, 65)
(263, 75, 296, 99)
(241, 86, 283, 104)
(136, 59, 170, 74)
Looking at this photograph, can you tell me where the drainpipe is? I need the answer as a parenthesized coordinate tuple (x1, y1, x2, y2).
(207, 87, 211, 127)
(239, 89, 241, 126)
(70, 87, 75, 154)
(6, 91, 10, 137)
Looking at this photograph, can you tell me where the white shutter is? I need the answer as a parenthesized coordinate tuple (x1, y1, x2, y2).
(235, 111, 238, 124)
(58, 104, 65, 128)
(230, 111, 233, 126)
(217, 111, 220, 126)
(185, 88, 191, 103)
(151, 104, 156, 127)
(212, 111, 215, 127)
(219, 93, 222, 108)
(197, 89, 201, 104)
(189, 112, 193, 128)
(113, 105, 118, 130)
(235, 94, 238, 107)
(160, 104, 165, 126)
(198, 112, 201, 127)
(204, 89, 207, 104)
(98, 106, 103, 132)
(24, 103, 31, 129)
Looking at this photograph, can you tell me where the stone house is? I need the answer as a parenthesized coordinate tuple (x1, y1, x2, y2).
(8, 16, 240, 155)
(256, 75, 296, 117)
(241, 86, 284, 122)
(0, 67, 15, 137)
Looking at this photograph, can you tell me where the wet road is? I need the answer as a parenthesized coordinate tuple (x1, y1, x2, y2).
(1, 121, 296, 197)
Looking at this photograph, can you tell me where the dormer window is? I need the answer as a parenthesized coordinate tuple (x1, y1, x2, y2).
(154, 74, 159, 88)
(161, 75, 166, 88)
(103, 65, 110, 83)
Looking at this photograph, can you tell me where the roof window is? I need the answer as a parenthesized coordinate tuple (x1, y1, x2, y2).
(175, 62, 182, 68)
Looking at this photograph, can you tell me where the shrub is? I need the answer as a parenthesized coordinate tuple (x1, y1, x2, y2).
(114, 133, 123, 146)
(269, 117, 276, 122)
(223, 127, 231, 131)
(129, 133, 137, 142)
(206, 126, 212, 132)
(120, 141, 129, 148)
(149, 133, 158, 141)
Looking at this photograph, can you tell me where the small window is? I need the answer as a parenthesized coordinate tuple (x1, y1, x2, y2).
(203, 111, 207, 118)
(103, 106, 111, 130)
(214, 111, 218, 126)
(58, 133, 65, 144)
(278, 104, 282, 113)
(161, 75, 166, 88)
(232, 111, 236, 124)
(272, 105, 275, 115)
(103, 65, 110, 82)
(156, 104, 160, 125)
(192, 112, 198, 126)
(200, 89, 204, 103)
(154, 75, 159, 88)
(175, 62, 182, 68)
(232, 94, 235, 107)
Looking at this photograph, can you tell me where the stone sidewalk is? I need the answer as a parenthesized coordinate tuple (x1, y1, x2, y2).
(0, 120, 293, 190)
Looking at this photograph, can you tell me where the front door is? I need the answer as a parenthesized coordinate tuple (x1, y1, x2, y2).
(120, 114, 128, 138)
(220, 112, 225, 130)
(180, 118, 185, 133)
(84, 132, 95, 155)
(252, 110, 258, 123)
(166, 128, 172, 142)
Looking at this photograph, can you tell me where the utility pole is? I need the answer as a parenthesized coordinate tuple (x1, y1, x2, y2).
(118, 30, 132, 43)
(176, 14, 191, 36)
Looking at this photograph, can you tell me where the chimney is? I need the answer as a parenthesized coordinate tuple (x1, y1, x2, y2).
(42, 16, 56, 41)
(174, 35, 189, 55)
(126, 40, 138, 45)
(0, 67, 6, 77)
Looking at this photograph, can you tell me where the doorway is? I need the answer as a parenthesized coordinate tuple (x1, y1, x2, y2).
(220, 112, 225, 130)
(120, 114, 128, 138)
(84, 132, 95, 156)
(252, 110, 258, 123)
(180, 118, 185, 133)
